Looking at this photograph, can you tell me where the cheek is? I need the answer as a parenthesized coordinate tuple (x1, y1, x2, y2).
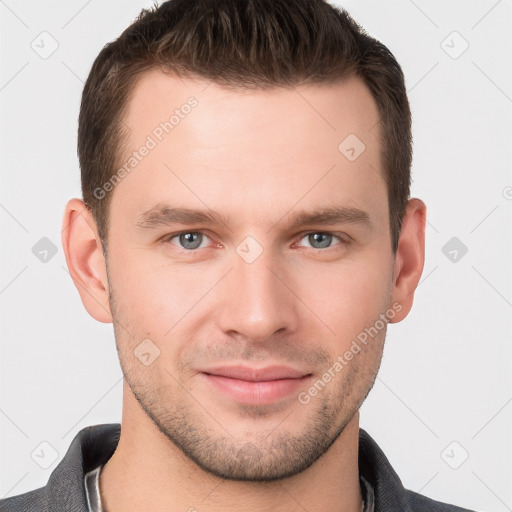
(292, 255, 393, 344)
(109, 266, 193, 377)
(107, 250, 167, 330)
(117, 275, 183, 336)
(108, 250, 216, 341)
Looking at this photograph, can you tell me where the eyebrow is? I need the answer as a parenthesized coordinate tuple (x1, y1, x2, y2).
(136, 204, 372, 230)
(137, 206, 228, 229)
(286, 206, 371, 230)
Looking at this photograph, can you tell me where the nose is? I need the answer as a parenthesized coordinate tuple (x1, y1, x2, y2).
(215, 244, 299, 344)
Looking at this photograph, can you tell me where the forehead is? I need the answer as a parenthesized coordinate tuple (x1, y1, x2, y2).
(111, 69, 385, 227)
(123, 69, 381, 147)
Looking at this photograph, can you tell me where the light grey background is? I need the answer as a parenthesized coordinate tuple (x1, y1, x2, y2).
(1, 1, 511, 510)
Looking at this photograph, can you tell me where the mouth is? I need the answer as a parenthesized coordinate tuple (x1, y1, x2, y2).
(200, 365, 313, 405)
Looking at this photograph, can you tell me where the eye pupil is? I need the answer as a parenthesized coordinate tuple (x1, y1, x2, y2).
(309, 232, 332, 249)
(179, 232, 202, 250)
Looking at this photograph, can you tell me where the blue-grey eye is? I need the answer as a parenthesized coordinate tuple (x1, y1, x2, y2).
(175, 232, 206, 250)
(300, 232, 340, 249)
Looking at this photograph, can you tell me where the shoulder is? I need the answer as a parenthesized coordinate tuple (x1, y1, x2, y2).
(0, 486, 48, 512)
(404, 488, 478, 512)
(358, 428, 478, 512)
(0, 423, 120, 512)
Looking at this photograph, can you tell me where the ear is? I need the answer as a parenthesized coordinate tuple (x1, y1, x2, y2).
(389, 198, 426, 323)
(61, 198, 113, 323)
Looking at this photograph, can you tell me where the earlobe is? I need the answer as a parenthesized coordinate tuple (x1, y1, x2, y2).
(389, 198, 426, 324)
(61, 198, 113, 323)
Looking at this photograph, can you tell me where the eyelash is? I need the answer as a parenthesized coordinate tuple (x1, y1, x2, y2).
(160, 230, 349, 252)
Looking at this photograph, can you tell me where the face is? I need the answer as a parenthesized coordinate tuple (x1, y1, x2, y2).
(104, 70, 397, 481)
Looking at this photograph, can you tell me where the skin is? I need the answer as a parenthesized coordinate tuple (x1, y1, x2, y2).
(62, 70, 426, 512)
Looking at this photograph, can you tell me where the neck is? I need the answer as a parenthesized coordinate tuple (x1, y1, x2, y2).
(99, 385, 363, 512)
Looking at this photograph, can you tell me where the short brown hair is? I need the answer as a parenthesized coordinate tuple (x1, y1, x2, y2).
(78, 0, 411, 253)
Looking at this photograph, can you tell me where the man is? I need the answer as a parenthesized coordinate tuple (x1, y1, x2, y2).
(0, 0, 477, 511)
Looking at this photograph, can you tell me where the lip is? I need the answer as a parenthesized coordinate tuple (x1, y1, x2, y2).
(200, 365, 312, 405)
